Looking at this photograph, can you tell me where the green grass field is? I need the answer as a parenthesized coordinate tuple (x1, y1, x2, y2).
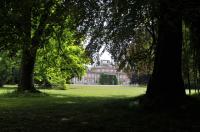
(0, 85, 200, 132)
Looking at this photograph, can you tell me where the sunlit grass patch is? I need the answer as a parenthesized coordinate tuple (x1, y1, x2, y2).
(0, 85, 145, 110)
(42, 85, 146, 98)
(0, 85, 200, 132)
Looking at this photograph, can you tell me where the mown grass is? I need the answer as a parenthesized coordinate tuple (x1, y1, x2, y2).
(0, 85, 200, 132)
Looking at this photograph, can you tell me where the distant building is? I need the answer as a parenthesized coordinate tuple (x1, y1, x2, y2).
(71, 60, 130, 85)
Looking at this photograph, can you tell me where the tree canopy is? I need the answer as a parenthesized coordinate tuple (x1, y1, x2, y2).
(1, 0, 200, 107)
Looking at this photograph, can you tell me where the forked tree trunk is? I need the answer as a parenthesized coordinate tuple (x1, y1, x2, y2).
(18, 0, 51, 92)
(146, 0, 186, 104)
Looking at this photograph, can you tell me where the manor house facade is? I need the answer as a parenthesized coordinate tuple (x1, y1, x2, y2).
(71, 60, 130, 85)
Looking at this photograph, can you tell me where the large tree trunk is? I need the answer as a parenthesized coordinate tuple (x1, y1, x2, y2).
(190, 15, 200, 93)
(17, 0, 51, 92)
(18, 47, 38, 92)
(18, 1, 38, 92)
(146, 0, 186, 104)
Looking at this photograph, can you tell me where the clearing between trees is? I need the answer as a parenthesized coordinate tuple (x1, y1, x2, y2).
(0, 85, 199, 132)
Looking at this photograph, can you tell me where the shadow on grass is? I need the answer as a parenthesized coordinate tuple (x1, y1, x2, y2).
(0, 91, 200, 132)
(0, 90, 49, 98)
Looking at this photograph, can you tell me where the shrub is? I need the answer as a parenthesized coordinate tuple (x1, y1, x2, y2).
(99, 73, 118, 85)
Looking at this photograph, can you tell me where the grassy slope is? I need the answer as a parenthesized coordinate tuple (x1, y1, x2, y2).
(0, 85, 200, 132)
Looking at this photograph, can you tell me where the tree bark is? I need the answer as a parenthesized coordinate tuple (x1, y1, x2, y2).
(190, 16, 200, 93)
(187, 68, 191, 95)
(18, 47, 38, 92)
(18, 0, 52, 92)
(146, 0, 186, 104)
(18, 1, 38, 92)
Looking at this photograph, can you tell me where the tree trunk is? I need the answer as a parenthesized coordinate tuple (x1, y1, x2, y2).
(18, 47, 38, 92)
(18, 1, 38, 92)
(190, 16, 200, 93)
(146, 0, 186, 105)
(17, 0, 51, 92)
(187, 68, 191, 95)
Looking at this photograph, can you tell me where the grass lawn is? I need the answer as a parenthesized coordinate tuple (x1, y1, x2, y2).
(0, 85, 200, 132)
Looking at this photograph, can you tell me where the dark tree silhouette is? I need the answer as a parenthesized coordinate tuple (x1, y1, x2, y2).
(146, 0, 186, 104)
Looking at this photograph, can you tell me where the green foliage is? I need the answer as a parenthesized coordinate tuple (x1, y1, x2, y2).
(80, 0, 156, 83)
(117, 26, 154, 84)
(99, 73, 118, 85)
(34, 27, 90, 88)
(0, 51, 20, 86)
(0, 0, 22, 52)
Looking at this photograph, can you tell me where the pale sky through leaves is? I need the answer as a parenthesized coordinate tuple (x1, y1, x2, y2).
(100, 51, 111, 61)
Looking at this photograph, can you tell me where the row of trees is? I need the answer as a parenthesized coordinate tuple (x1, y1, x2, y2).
(0, 0, 91, 90)
(84, 0, 200, 104)
(1, 0, 200, 105)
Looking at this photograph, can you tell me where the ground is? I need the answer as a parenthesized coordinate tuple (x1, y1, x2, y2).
(0, 85, 200, 132)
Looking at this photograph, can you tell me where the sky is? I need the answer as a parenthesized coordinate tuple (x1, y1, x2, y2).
(100, 50, 112, 61)
(87, 49, 112, 68)
(84, 37, 112, 61)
